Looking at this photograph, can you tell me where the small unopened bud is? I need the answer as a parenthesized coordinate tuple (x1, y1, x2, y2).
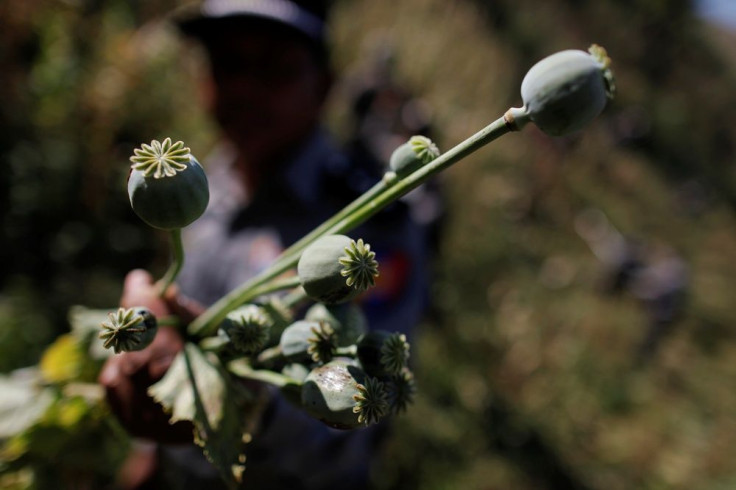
(389, 135, 441, 177)
(279, 320, 324, 362)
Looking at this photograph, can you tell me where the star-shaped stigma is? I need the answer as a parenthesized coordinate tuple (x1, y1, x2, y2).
(220, 305, 271, 354)
(388, 369, 416, 414)
(307, 322, 337, 364)
(99, 307, 157, 354)
(353, 376, 389, 426)
(589, 44, 616, 100)
(339, 239, 379, 291)
(409, 135, 441, 164)
(380, 332, 411, 376)
(130, 138, 191, 179)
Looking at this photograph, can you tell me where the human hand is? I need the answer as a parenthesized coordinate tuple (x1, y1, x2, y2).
(98, 269, 204, 443)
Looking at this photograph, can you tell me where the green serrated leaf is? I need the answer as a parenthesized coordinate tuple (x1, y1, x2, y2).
(149, 344, 255, 488)
(148, 344, 225, 428)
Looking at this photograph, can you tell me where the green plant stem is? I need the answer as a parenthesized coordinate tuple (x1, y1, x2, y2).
(276, 180, 388, 266)
(189, 182, 387, 329)
(255, 345, 283, 365)
(183, 346, 239, 490)
(188, 268, 291, 338)
(228, 358, 301, 389)
(328, 115, 516, 235)
(157, 315, 181, 328)
(156, 228, 184, 297)
(335, 345, 357, 357)
(200, 335, 229, 352)
(249, 275, 302, 296)
(188, 113, 518, 338)
(256, 344, 356, 366)
(186, 275, 302, 339)
(282, 287, 309, 310)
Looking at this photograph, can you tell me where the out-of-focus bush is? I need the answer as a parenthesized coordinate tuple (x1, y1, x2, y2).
(3, 0, 736, 488)
(0, 0, 215, 372)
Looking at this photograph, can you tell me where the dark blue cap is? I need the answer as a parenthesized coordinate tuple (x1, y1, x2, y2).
(175, 0, 329, 43)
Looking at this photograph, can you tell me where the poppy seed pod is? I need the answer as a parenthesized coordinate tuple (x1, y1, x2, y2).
(218, 304, 271, 354)
(518, 44, 614, 136)
(301, 359, 378, 429)
(357, 330, 410, 377)
(389, 135, 440, 177)
(279, 320, 326, 362)
(99, 307, 158, 354)
(298, 235, 379, 304)
(127, 138, 209, 230)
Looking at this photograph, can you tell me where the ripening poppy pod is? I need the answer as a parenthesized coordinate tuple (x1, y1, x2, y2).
(218, 305, 271, 355)
(356, 330, 410, 377)
(99, 307, 158, 354)
(301, 359, 389, 429)
(279, 320, 328, 363)
(514, 45, 615, 136)
(127, 138, 209, 230)
(297, 235, 379, 304)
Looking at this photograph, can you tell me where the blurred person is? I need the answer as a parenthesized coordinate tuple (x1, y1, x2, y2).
(98, 1, 430, 488)
(342, 36, 445, 257)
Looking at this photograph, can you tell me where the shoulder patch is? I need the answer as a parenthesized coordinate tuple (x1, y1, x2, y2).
(361, 251, 411, 306)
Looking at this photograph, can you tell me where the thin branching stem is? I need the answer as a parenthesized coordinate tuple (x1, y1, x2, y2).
(187, 114, 516, 338)
(157, 228, 184, 297)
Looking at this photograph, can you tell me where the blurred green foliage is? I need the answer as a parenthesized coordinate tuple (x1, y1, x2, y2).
(0, 0, 215, 371)
(330, 1, 736, 489)
(2, 0, 736, 488)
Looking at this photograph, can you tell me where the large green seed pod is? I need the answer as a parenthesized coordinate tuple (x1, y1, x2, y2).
(304, 302, 368, 346)
(127, 138, 209, 230)
(297, 235, 379, 305)
(519, 45, 614, 136)
(301, 359, 369, 429)
(99, 307, 158, 354)
(389, 135, 440, 177)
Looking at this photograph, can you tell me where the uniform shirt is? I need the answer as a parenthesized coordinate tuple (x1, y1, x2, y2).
(161, 129, 428, 489)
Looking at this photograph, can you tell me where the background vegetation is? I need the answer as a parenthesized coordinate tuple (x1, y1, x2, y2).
(2, 0, 736, 488)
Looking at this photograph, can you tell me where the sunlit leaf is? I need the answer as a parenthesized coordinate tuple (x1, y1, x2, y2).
(67, 305, 115, 361)
(148, 343, 257, 487)
(50, 397, 89, 429)
(39, 334, 84, 384)
(148, 343, 224, 427)
(0, 368, 54, 439)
